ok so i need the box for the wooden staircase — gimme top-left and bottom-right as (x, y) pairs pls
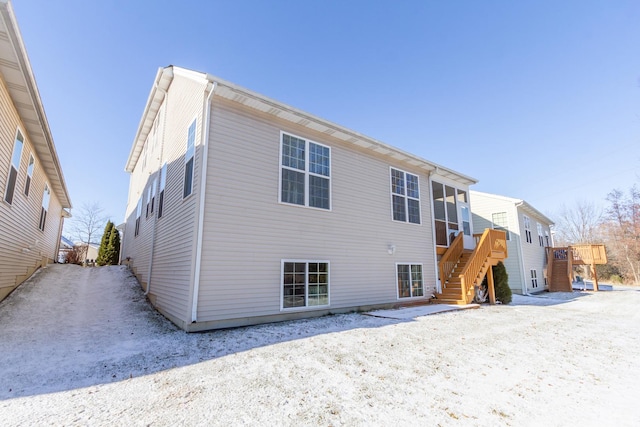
(435, 229), (508, 305)
(547, 245), (607, 292)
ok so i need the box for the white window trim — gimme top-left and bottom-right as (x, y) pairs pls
(38, 183), (50, 231)
(4, 128), (25, 206)
(183, 117), (198, 200)
(530, 269), (538, 288)
(395, 262), (425, 300)
(491, 212), (511, 241)
(24, 153), (35, 196)
(278, 131), (332, 211)
(158, 162), (167, 219)
(524, 215), (532, 244)
(390, 167), (421, 225)
(280, 259), (331, 311)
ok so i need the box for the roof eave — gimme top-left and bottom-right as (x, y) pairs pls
(124, 66), (175, 173)
(203, 73), (476, 186)
(0, 0), (72, 208)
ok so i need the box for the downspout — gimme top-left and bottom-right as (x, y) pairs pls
(55, 209), (71, 262)
(145, 89), (169, 296)
(426, 172), (441, 294)
(191, 81), (217, 323)
(515, 201), (528, 294)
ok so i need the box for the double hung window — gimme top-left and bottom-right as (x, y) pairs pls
(492, 212), (510, 240)
(524, 215), (532, 243)
(24, 155), (35, 197)
(530, 269), (538, 288)
(280, 133), (331, 210)
(158, 163), (167, 218)
(537, 223), (544, 246)
(282, 261), (329, 309)
(134, 198), (142, 237)
(38, 184), (50, 231)
(4, 130), (24, 204)
(397, 264), (424, 298)
(391, 168), (420, 224)
(183, 119), (196, 198)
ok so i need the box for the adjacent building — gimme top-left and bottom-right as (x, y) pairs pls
(121, 66), (488, 331)
(470, 191), (553, 294)
(0, 0), (72, 301)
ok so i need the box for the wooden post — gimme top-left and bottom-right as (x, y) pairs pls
(487, 264), (496, 305)
(591, 262), (599, 291)
(567, 247), (573, 292)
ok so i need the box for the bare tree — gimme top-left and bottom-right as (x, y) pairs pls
(68, 202), (107, 263)
(603, 187), (640, 284)
(553, 200), (603, 246)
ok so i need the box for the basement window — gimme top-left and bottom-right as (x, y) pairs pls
(282, 261), (329, 309)
(397, 263), (424, 298)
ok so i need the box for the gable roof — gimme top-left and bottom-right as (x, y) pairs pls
(470, 190), (554, 225)
(126, 66), (476, 186)
(0, 0), (71, 209)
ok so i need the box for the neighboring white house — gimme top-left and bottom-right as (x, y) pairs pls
(470, 191), (554, 294)
(121, 66), (481, 331)
(0, 0), (72, 302)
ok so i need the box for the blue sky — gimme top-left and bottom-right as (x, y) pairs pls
(11, 0), (640, 230)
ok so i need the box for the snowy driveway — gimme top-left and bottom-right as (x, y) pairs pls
(1, 264), (640, 426)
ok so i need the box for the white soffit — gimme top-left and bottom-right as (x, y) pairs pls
(211, 79), (475, 185)
(0, 1), (71, 208)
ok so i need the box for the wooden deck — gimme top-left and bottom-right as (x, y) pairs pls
(546, 245), (607, 292)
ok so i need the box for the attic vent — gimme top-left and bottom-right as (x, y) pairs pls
(347, 137), (358, 143)
(297, 119), (310, 126)
(323, 129), (336, 135)
(267, 107), (281, 116)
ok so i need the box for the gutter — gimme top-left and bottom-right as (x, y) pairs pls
(191, 81), (217, 323)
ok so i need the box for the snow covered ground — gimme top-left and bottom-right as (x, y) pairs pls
(1, 264), (639, 426)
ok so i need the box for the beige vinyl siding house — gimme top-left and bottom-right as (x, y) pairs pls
(470, 191), (553, 294)
(122, 66), (476, 331)
(0, 0), (72, 302)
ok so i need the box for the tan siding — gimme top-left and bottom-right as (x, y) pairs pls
(0, 76), (64, 296)
(195, 98), (438, 322)
(122, 73), (207, 322)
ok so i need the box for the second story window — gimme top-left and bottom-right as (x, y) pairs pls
(24, 154), (35, 196)
(38, 183), (50, 231)
(391, 168), (420, 224)
(280, 133), (331, 210)
(4, 130), (24, 204)
(183, 119), (196, 198)
(537, 223), (544, 246)
(492, 212), (510, 240)
(158, 163), (167, 218)
(524, 215), (532, 243)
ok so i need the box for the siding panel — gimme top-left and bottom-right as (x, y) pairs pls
(195, 98), (439, 322)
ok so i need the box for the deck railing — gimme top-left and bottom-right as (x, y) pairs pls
(459, 229), (507, 303)
(439, 232), (464, 289)
(571, 244), (607, 265)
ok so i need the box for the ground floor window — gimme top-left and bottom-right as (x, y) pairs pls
(397, 263), (424, 298)
(282, 261), (329, 309)
(531, 269), (538, 288)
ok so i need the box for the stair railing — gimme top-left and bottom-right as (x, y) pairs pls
(438, 232), (464, 290)
(459, 229), (507, 304)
